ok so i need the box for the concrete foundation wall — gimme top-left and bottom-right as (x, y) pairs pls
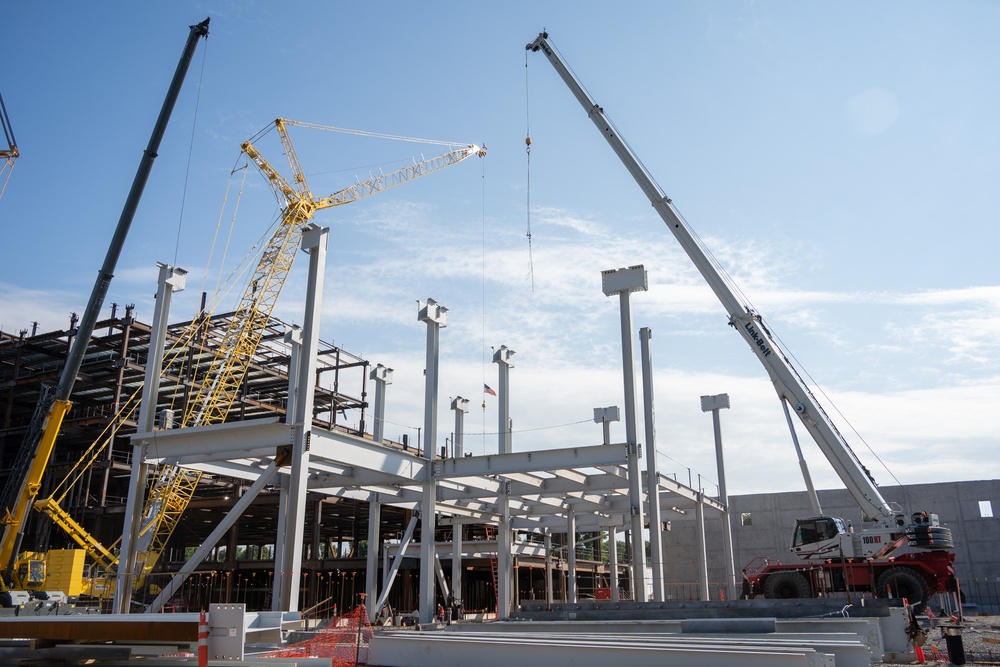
(661, 479), (1000, 608)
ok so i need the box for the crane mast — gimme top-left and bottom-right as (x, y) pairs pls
(527, 32), (895, 522)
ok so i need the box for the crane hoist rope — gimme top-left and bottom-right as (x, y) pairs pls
(524, 50), (535, 292)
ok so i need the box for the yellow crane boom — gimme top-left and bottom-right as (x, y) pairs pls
(184, 118), (484, 428)
(116, 119), (483, 592)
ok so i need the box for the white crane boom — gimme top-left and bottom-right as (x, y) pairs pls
(527, 31), (894, 521)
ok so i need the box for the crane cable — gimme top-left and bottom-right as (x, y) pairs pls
(481, 152), (488, 455)
(525, 50), (535, 292)
(172, 35), (210, 267)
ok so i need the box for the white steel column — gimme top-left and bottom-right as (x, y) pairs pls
(544, 531), (554, 609)
(451, 524), (463, 618)
(418, 298), (447, 625)
(277, 223), (328, 612)
(566, 510), (577, 603)
(284, 325), (302, 417)
(696, 491), (710, 600)
(608, 525), (620, 602)
(271, 325), (301, 610)
(601, 265), (648, 602)
(593, 406), (620, 445)
(366, 493), (382, 621)
(702, 393), (736, 600)
(494, 346), (514, 455)
(493, 345), (515, 619)
(116, 262), (186, 613)
(450, 397), (469, 458)
(370, 364), (393, 445)
(639, 327), (665, 601)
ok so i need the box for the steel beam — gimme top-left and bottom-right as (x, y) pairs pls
(366, 494), (381, 621)
(437, 443), (627, 479)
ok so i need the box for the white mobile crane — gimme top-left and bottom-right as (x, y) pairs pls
(527, 31), (955, 606)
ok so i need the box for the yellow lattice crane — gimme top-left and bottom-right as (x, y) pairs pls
(30, 119), (483, 603)
(113, 119), (484, 597)
(31, 327), (206, 599)
(184, 119), (485, 427)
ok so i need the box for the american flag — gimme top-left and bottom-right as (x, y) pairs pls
(483, 383), (497, 396)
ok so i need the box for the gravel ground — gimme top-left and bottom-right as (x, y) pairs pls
(879, 613), (1000, 665)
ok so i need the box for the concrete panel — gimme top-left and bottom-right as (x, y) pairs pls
(371, 632), (835, 667)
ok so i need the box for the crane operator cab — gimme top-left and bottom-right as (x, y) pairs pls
(791, 516), (850, 560)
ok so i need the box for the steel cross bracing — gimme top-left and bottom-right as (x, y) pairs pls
(133, 417), (725, 534)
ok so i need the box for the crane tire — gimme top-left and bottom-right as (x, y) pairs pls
(762, 571), (813, 599)
(876, 567), (930, 609)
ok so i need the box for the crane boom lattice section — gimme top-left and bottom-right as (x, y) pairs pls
(184, 204), (311, 427)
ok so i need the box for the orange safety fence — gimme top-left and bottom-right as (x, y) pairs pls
(261, 603), (373, 665)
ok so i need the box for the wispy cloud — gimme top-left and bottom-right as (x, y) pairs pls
(0, 283), (80, 335)
(261, 200), (1000, 496)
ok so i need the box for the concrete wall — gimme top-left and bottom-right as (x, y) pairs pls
(660, 479), (1000, 608)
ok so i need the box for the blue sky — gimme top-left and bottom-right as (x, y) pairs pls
(2, 1), (998, 500)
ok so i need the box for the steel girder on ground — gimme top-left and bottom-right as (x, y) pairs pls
(134, 417), (725, 532)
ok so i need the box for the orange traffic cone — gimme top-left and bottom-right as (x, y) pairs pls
(198, 609), (208, 667)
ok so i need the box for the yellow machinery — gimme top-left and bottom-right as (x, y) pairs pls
(25, 118), (483, 602)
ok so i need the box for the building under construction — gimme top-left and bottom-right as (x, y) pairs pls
(0, 305), (618, 616)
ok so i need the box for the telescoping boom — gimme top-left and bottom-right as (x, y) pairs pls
(526, 31), (894, 523)
(0, 18), (210, 593)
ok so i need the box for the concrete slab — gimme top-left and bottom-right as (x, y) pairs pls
(371, 631), (836, 667)
(443, 630), (870, 667)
